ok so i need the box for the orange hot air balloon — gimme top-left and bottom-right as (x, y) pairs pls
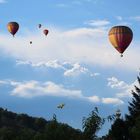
(7, 22), (19, 37)
(108, 26), (133, 57)
(43, 29), (49, 36)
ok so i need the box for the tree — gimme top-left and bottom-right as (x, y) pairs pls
(0, 107), (85, 140)
(104, 109), (129, 140)
(108, 118), (128, 140)
(125, 75), (140, 139)
(82, 107), (105, 140)
(126, 76), (140, 121)
(130, 116), (140, 140)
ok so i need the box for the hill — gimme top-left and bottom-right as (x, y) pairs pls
(0, 107), (84, 140)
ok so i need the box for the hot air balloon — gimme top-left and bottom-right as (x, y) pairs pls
(38, 24), (42, 28)
(108, 26), (133, 57)
(7, 22), (19, 37)
(43, 29), (49, 36)
(57, 103), (65, 109)
(30, 41), (32, 44)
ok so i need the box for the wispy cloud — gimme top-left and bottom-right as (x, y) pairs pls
(72, 0), (101, 5)
(0, 80), (83, 98)
(0, 79), (124, 105)
(129, 16), (140, 21)
(102, 98), (124, 105)
(16, 59), (65, 69)
(11, 81), (83, 98)
(64, 63), (89, 76)
(56, 3), (69, 8)
(0, 80), (8, 84)
(85, 19), (110, 27)
(0, 0), (6, 3)
(107, 77), (138, 98)
(116, 16), (123, 21)
(107, 77), (128, 89)
(87, 95), (101, 103)
(16, 60), (100, 78)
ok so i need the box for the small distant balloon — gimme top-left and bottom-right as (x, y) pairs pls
(7, 22), (19, 37)
(38, 24), (42, 28)
(108, 26), (133, 57)
(57, 103), (65, 109)
(30, 41), (32, 44)
(43, 29), (49, 36)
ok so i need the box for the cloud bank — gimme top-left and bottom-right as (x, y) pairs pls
(0, 79), (124, 105)
(0, 26), (139, 71)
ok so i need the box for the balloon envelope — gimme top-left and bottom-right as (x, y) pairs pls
(108, 26), (133, 56)
(43, 29), (49, 36)
(7, 22), (19, 36)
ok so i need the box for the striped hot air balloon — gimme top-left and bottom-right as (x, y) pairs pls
(108, 26), (133, 57)
(7, 22), (19, 37)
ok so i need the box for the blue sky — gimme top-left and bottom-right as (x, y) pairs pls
(0, 0), (140, 136)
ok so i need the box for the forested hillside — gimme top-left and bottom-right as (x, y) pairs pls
(0, 108), (84, 140)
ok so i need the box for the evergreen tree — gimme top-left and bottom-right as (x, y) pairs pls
(130, 116), (140, 140)
(105, 110), (128, 140)
(126, 76), (140, 122)
(125, 75), (140, 139)
(108, 118), (128, 140)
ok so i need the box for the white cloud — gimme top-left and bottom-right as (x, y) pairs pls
(0, 79), (124, 105)
(85, 20), (110, 27)
(107, 77), (139, 98)
(116, 80), (139, 98)
(116, 16), (123, 21)
(102, 98), (124, 105)
(0, 80), (8, 85)
(11, 81), (83, 98)
(16, 60), (100, 77)
(87, 95), (101, 103)
(0, 79), (85, 99)
(72, 0), (100, 5)
(107, 77), (128, 89)
(0, 0), (6, 3)
(0, 26), (139, 71)
(129, 16), (140, 21)
(64, 63), (89, 76)
(16, 59), (65, 69)
(0, 80), (20, 86)
(90, 73), (100, 77)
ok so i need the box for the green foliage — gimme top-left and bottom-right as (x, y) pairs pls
(130, 116), (140, 140)
(125, 75), (140, 139)
(105, 75), (140, 140)
(82, 107), (105, 140)
(108, 118), (128, 140)
(0, 108), (84, 140)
